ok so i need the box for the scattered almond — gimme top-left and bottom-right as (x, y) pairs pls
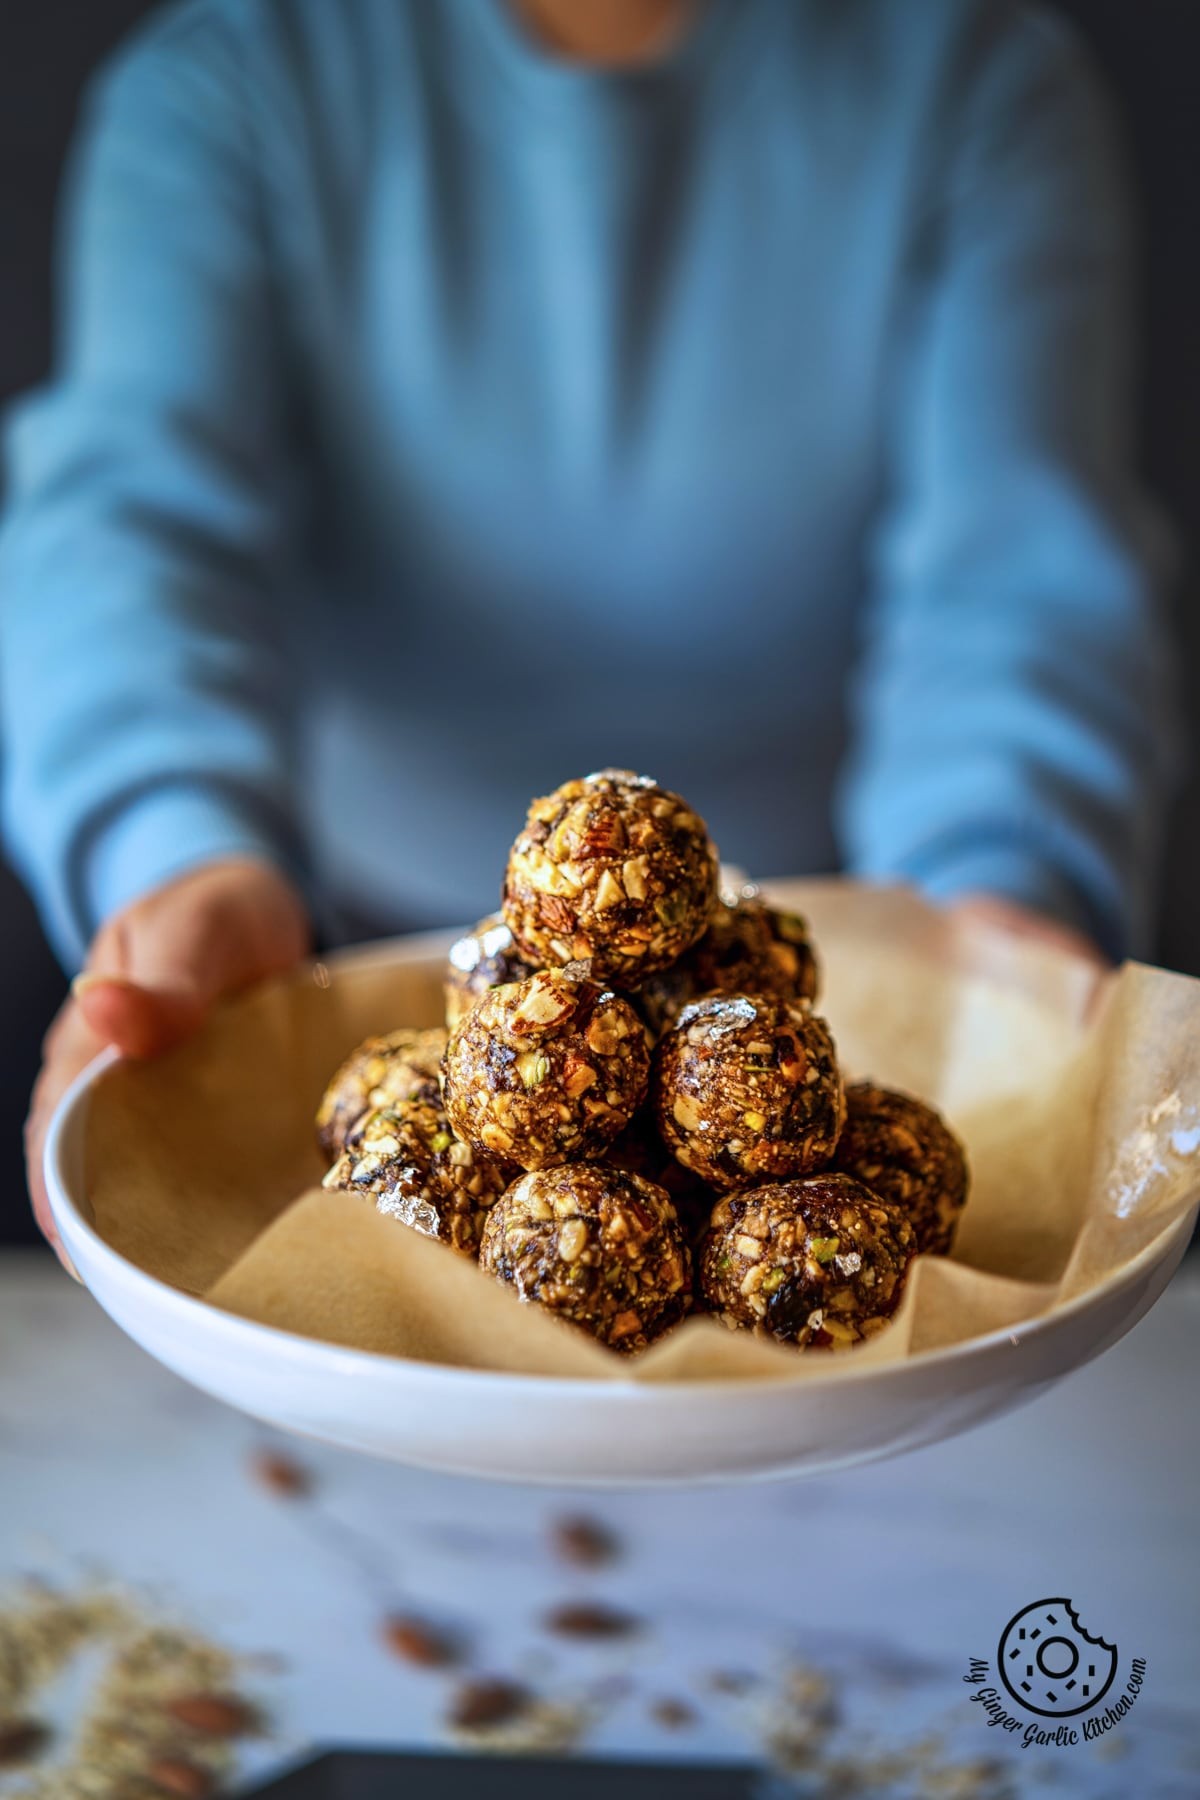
(383, 1616), (462, 1669)
(250, 1448), (312, 1498)
(0, 1720), (49, 1766)
(543, 1601), (641, 1639)
(164, 1692), (256, 1736)
(651, 1697), (697, 1729)
(0, 1586), (257, 1800)
(448, 1678), (531, 1732)
(146, 1756), (214, 1797)
(550, 1516), (621, 1567)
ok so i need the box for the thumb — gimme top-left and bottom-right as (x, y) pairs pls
(71, 971), (207, 1059)
(74, 860), (310, 1059)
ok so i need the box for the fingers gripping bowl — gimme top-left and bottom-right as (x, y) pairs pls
(43, 781), (1200, 1481)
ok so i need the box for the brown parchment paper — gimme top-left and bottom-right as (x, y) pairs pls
(83, 881), (1200, 1383)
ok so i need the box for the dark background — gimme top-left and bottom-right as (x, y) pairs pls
(248, 1749), (758, 1797)
(0, 1), (1196, 1245)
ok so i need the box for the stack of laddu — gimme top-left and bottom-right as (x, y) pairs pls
(318, 770), (968, 1356)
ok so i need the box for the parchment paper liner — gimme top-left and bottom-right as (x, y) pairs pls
(82, 882), (1200, 1383)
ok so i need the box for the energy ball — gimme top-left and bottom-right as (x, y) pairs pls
(604, 1110), (716, 1246)
(700, 1174), (916, 1349)
(444, 914), (539, 1031)
(316, 1026), (447, 1160)
(479, 1163), (691, 1353)
(502, 769), (719, 984)
(833, 1081), (969, 1256)
(442, 965), (650, 1169)
(652, 994), (844, 1191)
(637, 891), (820, 1039)
(323, 1099), (510, 1256)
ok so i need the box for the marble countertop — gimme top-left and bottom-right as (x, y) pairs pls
(1, 1250), (1198, 1796)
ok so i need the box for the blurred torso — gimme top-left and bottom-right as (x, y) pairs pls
(247, 0), (959, 926)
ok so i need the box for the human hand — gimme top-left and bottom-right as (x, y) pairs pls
(26, 858), (311, 1274)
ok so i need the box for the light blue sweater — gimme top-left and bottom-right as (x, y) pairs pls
(0, 0), (1175, 967)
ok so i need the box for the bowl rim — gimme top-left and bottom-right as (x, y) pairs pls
(45, 1039), (1197, 1404)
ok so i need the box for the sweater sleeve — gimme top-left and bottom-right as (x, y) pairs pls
(837, 10), (1177, 961)
(0, 9), (309, 969)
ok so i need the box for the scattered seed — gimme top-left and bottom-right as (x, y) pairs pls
(550, 1516), (622, 1568)
(543, 1601), (641, 1640)
(448, 1678), (531, 1731)
(382, 1616), (463, 1669)
(0, 1585), (258, 1800)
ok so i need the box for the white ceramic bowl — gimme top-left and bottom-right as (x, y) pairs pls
(45, 1044), (1196, 1487)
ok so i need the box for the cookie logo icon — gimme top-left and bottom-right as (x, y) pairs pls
(998, 1599), (1118, 1718)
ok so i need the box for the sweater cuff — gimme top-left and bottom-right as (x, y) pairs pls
(908, 843), (1122, 962)
(74, 782), (309, 964)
